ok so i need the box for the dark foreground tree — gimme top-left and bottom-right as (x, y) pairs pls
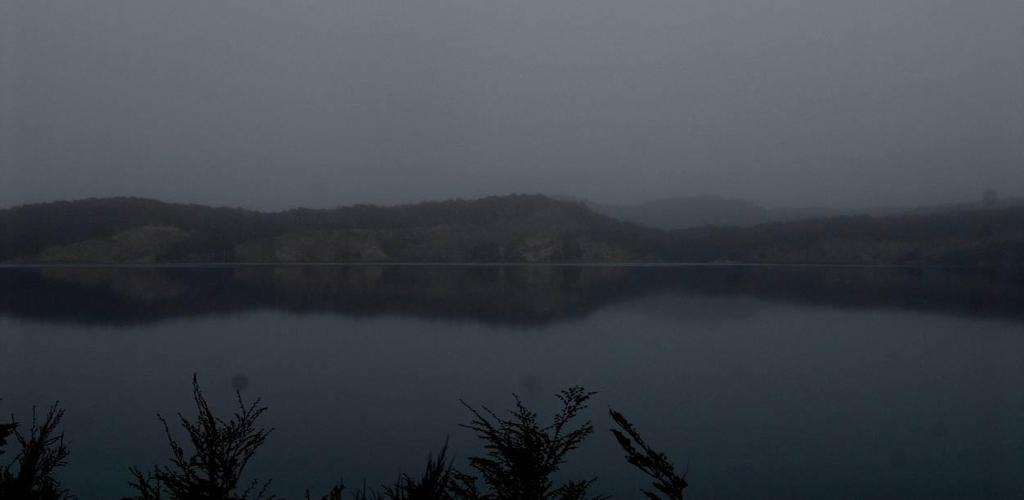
(609, 409), (687, 500)
(450, 386), (606, 500)
(0, 403), (74, 500)
(109, 378), (688, 500)
(125, 375), (274, 500)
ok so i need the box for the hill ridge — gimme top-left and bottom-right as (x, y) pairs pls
(3, 195), (1023, 266)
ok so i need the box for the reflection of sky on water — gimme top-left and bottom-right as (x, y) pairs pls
(0, 266), (1022, 498)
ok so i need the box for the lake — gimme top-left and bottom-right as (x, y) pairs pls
(1, 265), (1023, 499)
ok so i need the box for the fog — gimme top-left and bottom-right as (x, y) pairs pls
(2, 0), (1022, 210)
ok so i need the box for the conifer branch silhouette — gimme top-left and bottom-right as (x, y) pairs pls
(125, 374), (274, 500)
(0, 402), (74, 500)
(608, 408), (687, 500)
(452, 386), (607, 500)
(0, 379), (693, 499)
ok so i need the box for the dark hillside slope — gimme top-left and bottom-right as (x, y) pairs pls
(3, 197), (1023, 265)
(0, 195), (660, 263)
(0, 198), (267, 262)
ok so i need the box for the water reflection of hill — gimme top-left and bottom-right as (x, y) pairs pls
(1, 265), (1022, 327)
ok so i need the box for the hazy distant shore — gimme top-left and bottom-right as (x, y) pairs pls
(3, 195), (1023, 267)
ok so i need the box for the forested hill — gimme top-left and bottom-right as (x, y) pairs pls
(2, 195), (1023, 265)
(0, 195), (661, 263)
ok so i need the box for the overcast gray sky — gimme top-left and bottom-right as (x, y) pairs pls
(2, 0), (1022, 210)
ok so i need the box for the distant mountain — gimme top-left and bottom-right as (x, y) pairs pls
(666, 208), (1024, 266)
(589, 194), (1024, 230)
(0, 195), (661, 264)
(765, 206), (843, 223)
(768, 196), (1024, 223)
(588, 196), (770, 230)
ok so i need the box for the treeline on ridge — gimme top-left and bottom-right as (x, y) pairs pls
(2, 195), (1022, 265)
(0, 196), (658, 264)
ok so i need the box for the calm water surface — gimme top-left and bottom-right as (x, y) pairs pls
(1, 265), (1023, 499)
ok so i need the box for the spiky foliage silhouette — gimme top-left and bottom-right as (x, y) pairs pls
(125, 375), (274, 500)
(0, 381), (689, 499)
(302, 443), (458, 500)
(0, 403), (74, 500)
(608, 409), (687, 500)
(450, 386), (606, 500)
(304, 484), (345, 500)
(381, 442), (456, 500)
